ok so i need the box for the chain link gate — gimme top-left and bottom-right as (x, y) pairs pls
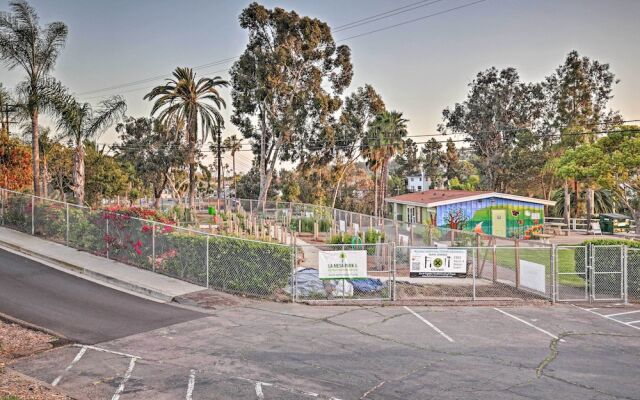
(555, 245), (626, 303)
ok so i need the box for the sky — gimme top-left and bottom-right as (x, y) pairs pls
(1, 0), (639, 173)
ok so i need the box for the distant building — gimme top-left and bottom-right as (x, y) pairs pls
(406, 175), (431, 192)
(385, 189), (555, 238)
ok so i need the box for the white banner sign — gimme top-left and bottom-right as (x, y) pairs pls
(409, 248), (467, 277)
(353, 223), (359, 234)
(339, 220), (346, 233)
(319, 250), (367, 279)
(520, 260), (546, 293)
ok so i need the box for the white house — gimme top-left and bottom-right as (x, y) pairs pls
(406, 175), (431, 192)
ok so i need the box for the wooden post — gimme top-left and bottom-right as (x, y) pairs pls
(475, 233), (481, 276)
(410, 223), (414, 246)
(451, 229), (455, 247)
(515, 239), (520, 289)
(314, 221), (319, 241)
(492, 245), (497, 282)
(298, 218), (302, 233)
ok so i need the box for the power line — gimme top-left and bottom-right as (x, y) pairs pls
(97, 125), (640, 154)
(333, 0), (449, 32)
(73, 0), (487, 99)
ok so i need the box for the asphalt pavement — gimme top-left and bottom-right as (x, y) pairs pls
(0, 247), (204, 344)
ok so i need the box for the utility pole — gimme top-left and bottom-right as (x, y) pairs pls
(216, 126), (222, 211)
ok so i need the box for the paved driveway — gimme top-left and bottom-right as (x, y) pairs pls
(0, 248), (204, 343)
(10, 302), (640, 399)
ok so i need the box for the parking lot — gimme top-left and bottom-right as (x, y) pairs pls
(11, 302), (640, 400)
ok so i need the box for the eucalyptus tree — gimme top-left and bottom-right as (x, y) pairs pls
(222, 134), (243, 194)
(330, 85), (385, 208)
(0, 0), (68, 195)
(52, 94), (126, 205)
(230, 3), (353, 209)
(145, 67), (228, 211)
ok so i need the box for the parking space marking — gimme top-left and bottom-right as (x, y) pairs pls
(111, 357), (137, 400)
(574, 305), (640, 331)
(51, 346), (87, 387)
(255, 381), (272, 399)
(629, 320), (640, 325)
(74, 344), (141, 359)
(404, 306), (454, 342)
(604, 310), (640, 318)
(186, 369), (196, 400)
(494, 308), (564, 341)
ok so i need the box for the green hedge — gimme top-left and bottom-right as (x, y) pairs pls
(290, 217), (331, 233)
(157, 233), (293, 297)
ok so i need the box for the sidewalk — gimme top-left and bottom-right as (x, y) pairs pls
(0, 227), (203, 301)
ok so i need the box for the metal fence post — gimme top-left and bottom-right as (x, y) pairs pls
(391, 242), (396, 301)
(551, 244), (556, 304)
(472, 245), (477, 301)
(31, 194), (35, 235)
(152, 221), (156, 272)
(206, 234), (210, 289)
(106, 218), (110, 259)
(292, 242), (297, 303)
(623, 245), (628, 305)
(589, 244), (595, 303)
(65, 203), (69, 246)
(0, 188), (4, 226)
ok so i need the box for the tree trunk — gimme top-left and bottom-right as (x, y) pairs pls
(331, 162), (353, 209)
(380, 159), (389, 219)
(586, 187), (594, 233)
(634, 210), (640, 235)
(42, 154), (48, 199)
(216, 128), (222, 210)
(188, 139), (196, 212)
(373, 168), (378, 219)
(32, 109), (40, 197)
(232, 153), (237, 196)
(73, 143), (85, 206)
(563, 180), (571, 225)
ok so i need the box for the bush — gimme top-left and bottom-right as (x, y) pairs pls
(157, 232), (293, 297)
(290, 217), (331, 233)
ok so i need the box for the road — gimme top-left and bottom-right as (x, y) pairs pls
(0, 247), (204, 344)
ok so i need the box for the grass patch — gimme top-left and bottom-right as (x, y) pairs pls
(492, 247), (585, 287)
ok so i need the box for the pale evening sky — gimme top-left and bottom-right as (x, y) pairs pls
(1, 0), (639, 172)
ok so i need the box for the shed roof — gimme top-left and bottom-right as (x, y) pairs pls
(385, 190), (555, 207)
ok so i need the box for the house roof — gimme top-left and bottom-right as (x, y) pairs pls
(385, 190), (556, 208)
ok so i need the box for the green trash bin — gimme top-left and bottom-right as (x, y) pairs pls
(599, 213), (630, 234)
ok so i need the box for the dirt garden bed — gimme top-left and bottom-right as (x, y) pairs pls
(0, 321), (70, 400)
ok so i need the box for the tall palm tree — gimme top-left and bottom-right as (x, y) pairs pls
(223, 134), (243, 195)
(52, 94), (126, 205)
(0, 0), (68, 195)
(366, 111), (408, 217)
(144, 67), (228, 212)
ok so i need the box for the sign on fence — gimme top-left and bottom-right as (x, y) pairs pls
(410, 248), (467, 277)
(520, 260), (546, 293)
(319, 250), (367, 279)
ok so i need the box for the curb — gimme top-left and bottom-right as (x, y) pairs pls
(0, 239), (175, 302)
(301, 298), (552, 307)
(0, 311), (71, 343)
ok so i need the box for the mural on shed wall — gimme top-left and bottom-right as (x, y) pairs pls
(436, 198), (545, 238)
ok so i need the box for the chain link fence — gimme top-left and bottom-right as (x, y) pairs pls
(0, 189), (294, 301)
(2, 189), (638, 305)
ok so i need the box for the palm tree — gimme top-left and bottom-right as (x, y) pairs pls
(144, 67), (228, 212)
(223, 134), (243, 195)
(365, 111), (408, 217)
(52, 94), (126, 205)
(0, 0), (68, 195)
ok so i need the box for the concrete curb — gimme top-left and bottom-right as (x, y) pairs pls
(0, 310), (71, 343)
(0, 239), (175, 302)
(302, 298), (552, 307)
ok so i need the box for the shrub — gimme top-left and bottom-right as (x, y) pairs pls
(290, 217), (331, 233)
(157, 233), (293, 297)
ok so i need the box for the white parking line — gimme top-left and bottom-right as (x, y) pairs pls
(74, 344), (141, 359)
(573, 305), (640, 331)
(604, 310), (640, 318)
(255, 381), (272, 399)
(404, 306), (454, 342)
(494, 308), (564, 341)
(51, 346), (87, 387)
(186, 369), (196, 400)
(111, 357), (137, 400)
(629, 320), (640, 325)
